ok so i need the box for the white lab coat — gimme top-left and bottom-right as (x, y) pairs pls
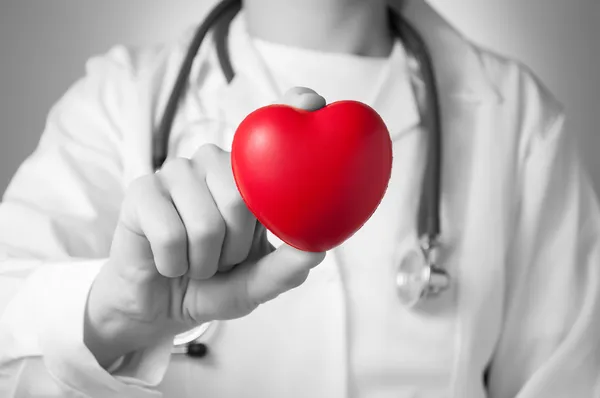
(1, 1), (599, 397)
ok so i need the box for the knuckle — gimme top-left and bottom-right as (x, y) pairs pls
(160, 157), (192, 176)
(198, 213), (227, 240)
(185, 215), (226, 256)
(193, 143), (224, 164)
(122, 175), (157, 215)
(126, 174), (155, 199)
(221, 194), (248, 217)
(156, 225), (187, 250)
(188, 220), (225, 248)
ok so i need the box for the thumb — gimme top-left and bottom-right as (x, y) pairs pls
(281, 86), (326, 111)
(184, 244), (324, 323)
(244, 243), (326, 306)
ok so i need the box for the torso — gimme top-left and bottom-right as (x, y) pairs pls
(119, 6), (558, 396)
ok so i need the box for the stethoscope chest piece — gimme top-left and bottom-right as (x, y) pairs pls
(396, 237), (450, 308)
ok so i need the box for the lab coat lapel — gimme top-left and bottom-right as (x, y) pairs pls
(392, 1), (507, 394)
(213, 12), (281, 141)
(121, 64), (159, 182)
(390, 0), (502, 103)
(375, 40), (422, 140)
(122, 32), (195, 182)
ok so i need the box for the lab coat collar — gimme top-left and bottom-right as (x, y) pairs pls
(214, 9), (422, 139)
(213, 14), (279, 131)
(391, 0), (503, 103)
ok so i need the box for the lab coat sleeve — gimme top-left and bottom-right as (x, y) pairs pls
(486, 110), (600, 394)
(0, 47), (169, 397)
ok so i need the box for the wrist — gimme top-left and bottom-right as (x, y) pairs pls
(83, 268), (165, 369)
(83, 277), (135, 368)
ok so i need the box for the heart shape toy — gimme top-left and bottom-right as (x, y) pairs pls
(231, 100), (393, 252)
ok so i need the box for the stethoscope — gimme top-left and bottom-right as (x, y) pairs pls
(153, 0), (451, 358)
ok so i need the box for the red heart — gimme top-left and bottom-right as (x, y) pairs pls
(231, 100), (393, 252)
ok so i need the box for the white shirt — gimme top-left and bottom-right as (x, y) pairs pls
(1, 1), (600, 397)
(250, 35), (391, 104)
(248, 36), (453, 398)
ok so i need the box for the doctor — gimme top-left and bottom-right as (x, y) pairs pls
(1, 0), (599, 397)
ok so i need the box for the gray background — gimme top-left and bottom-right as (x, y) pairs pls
(0, 0), (598, 194)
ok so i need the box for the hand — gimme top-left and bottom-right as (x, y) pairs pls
(84, 87), (327, 368)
